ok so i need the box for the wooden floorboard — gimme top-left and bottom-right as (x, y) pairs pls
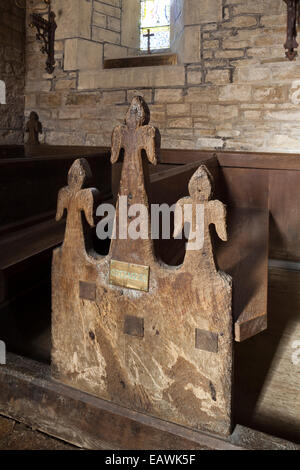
(0, 354), (298, 450)
(0, 415), (77, 450)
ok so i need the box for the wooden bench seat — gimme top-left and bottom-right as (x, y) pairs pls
(1, 141), (299, 444)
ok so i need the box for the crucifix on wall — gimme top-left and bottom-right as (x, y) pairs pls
(143, 29), (154, 54)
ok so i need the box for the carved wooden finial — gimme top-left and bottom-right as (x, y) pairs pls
(111, 96), (155, 164)
(110, 96), (159, 265)
(174, 165), (227, 269)
(188, 165), (213, 202)
(56, 158), (99, 250)
(25, 111), (42, 145)
(125, 95), (150, 129)
(66, 158), (92, 193)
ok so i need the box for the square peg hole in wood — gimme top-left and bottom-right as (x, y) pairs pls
(79, 281), (96, 301)
(124, 315), (144, 338)
(195, 329), (218, 353)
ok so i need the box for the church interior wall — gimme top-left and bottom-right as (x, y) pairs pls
(23, 0), (300, 153)
(0, 0), (25, 144)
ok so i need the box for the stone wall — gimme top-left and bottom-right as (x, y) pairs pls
(24, 0), (300, 153)
(0, 0), (25, 144)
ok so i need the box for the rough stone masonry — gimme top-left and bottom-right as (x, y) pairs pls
(0, 0), (25, 144)
(21, 0), (300, 153)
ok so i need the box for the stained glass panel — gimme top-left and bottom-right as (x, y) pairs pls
(140, 0), (170, 51)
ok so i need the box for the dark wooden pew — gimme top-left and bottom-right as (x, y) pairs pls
(0, 145), (25, 158)
(0, 148), (112, 356)
(0, 146), (269, 370)
(160, 148), (300, 443)
(0, 144), (299, 446)
(0, 144), (109, 159)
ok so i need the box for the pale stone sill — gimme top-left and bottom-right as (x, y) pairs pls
(78, 64), (185, 90)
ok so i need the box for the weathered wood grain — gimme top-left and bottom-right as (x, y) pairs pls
(52, 97), (233, 436)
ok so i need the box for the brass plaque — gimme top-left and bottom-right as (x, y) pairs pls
(79, 281), (96, 301)
(195, 329), (218, 353)
(109, 260), (149, 292)
(124, 315), (144, 338)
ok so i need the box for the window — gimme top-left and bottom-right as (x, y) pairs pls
(0, 80), (6, 104)
(140, 0), (171, 52)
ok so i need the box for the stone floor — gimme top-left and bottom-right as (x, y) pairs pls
(0, 415), (78, 450)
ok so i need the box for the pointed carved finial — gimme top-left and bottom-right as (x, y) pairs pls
(111, 96), (157, 165)
(188, 165), (213, 202)
(174, 165), (227, 267)
(109, 96), (159, 264)
(25, 111), (42, 145)
(66, 158), (92, 193)
(125, 95), (150, 129)
(56, 158), (100, 250)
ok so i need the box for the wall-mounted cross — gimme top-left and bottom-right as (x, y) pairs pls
(143, 28), (154, 54)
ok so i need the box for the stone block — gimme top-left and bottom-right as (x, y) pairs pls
(64, 39), (103, 71)
(55, 79), (77, 90)
(208, 105), (239, 120)
(86, 132), (111, 146)
(219, 85), (251, 102)
(94, 1), (121, 18)
(214, 49), (244, 59)
(191, 103), (208, 117)
(196, 137), (224, 149)
(184, 26), (201, 63)
(104, 44), (128, 59)
(155, 88), (183, 103)
(92, 27), (120, 44)
(206, 69), (230, 84)
(66, 93), (101, 106)
(167, 103), (190, 116)
(46, 131), (85, 145)
(39, 93), (62, 108)
(93, 12), (106, 29)
(121, 0), (140, 48)
(226, 15), (258, 29)
(187, 70), (202, 85)
(253, 86), (286, 103)
(59, 109), (81, 119)
(53, 0), (92, 40)
(185, 86), (219, 103)
(107, 16), (121, 33)
(102, 90), (126, 104)
(168, 117), (193, 128)
(78, 66), (185, 90)
(184, 0), (222, 24)
(237, 67), (271, 83)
